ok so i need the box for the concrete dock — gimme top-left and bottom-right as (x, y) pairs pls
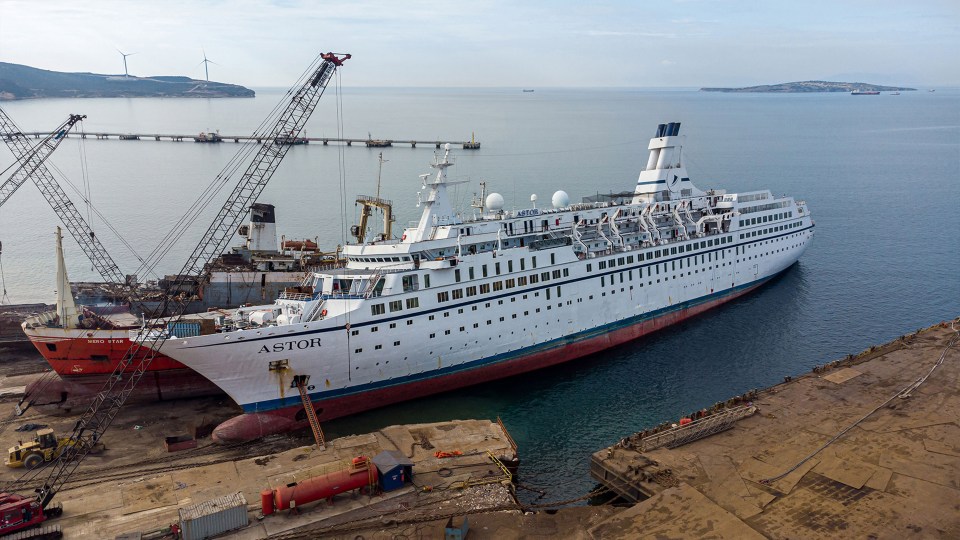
(0, 346), (518, 539)
(57, 420), (515, 539)
(1, 319), (957, 538)
(588, 320), (960, 539)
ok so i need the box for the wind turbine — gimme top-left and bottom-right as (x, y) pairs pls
(199, 49), (217, 82)
(117, 49), (136, 77)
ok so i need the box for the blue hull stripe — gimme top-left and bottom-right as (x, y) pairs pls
(241, 269), (784, 413)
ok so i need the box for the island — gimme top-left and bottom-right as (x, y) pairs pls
(700, 81), (915, 93)
(0, 62), (254, 100)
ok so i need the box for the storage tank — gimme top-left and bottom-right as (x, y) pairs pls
(268, 457), (376, 513)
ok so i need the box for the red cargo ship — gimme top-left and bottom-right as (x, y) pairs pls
(20, 228), (222, 402)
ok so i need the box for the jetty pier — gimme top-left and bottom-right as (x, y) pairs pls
(2, 131), (481, 149)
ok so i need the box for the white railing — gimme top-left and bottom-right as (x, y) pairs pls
(278, 291), (313, 301)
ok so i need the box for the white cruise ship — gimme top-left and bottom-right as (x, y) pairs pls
(158, 122), (814, 443)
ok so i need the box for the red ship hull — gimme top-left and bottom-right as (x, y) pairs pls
(23, 324), (221, 402)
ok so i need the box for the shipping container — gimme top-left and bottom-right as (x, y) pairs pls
(167, 321), (201, 338)
(179, 492), (248, 540)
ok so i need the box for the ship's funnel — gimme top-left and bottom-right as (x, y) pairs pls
(247, 203), (278, 252)
(633, 122), (702, 204)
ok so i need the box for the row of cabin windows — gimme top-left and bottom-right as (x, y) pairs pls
(353, 255), (413, 263)
(738, 211), (794, 228)
(600, 250), (728, 284)
(738, 200), (790, 214)
(354, 340), (404, 354)
(737, 192), (769, 203)
(455, 254), (556, 283)
(370, 297), (420, 315)
(739, 220), (802, 240)
(587, 236), (733, 273)
(736, 231), (803, 255)
(440, 269), (570, 303)
(427, 287), (565, 338)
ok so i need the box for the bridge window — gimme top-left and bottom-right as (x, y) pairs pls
(402, 275), (419, 292)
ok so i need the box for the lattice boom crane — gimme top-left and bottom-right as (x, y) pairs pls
(26, 52), (350, 521)
(0, 110), (126, 285)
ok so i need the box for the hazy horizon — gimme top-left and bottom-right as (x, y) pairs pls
(1, 0), (958, 88)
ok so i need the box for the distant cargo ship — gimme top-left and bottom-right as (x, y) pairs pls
(158, 122), (815, 443)
(851, 90), (880, 95)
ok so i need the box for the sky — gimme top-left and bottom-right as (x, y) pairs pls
(1, 0), (958, 88)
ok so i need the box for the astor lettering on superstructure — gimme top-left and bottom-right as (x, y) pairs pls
(259, 338), (323, 354)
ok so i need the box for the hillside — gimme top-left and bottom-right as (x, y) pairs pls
(701, 80), (915, 93)
(0, 62), (254, 100)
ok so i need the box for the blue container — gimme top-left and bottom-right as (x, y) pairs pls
(168, 321), (201, 338)
(371, 450), (414, 492)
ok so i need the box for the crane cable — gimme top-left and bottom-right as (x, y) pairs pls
(77, 120), (95, 271)
(0, 237), (8, 304)
(43, 151), (155, 279)
(333, 64), (354, 378)
(335, 71), (347, 249)
(132, 53), (331, 279)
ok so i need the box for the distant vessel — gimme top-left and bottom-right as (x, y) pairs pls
(365, 132), (392, 147)
(462, 131), (480, 150)
(194, 131), (223, 143)
(851, 90), (880, 95)
(522, 89), (535, 93)
(158, 122), (815, 443)
(274, 130), (309, 145)
(890, 92), (900, 96)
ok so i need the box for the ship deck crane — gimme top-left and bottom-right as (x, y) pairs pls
(0, 110), (127, 285)
(0, 52), (351, 537)
(351, 152), (394, 243)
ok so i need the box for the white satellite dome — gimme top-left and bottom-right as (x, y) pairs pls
(552, 190), (570, 209)
(485, 192), (505, 212)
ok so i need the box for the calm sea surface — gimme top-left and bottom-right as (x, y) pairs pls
(1, 86), (958, 502)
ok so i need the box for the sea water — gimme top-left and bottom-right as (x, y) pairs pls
(1, 86), (957, 502)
